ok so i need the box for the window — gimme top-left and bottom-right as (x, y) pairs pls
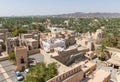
(85, 41), (88, 45)
(34, 47), (37, 49)
(28, 45), (31, 50)
(63, 75), (64, 78)
(11, 45), (13, 48)
(21, 57), (25, 64)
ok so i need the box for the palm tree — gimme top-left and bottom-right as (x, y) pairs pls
(96, 44), (110, 61)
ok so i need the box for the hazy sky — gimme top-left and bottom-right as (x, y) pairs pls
(0, 0), (120, 16)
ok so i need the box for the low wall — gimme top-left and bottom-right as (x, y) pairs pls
(0, 56), (8, 62)
(0, 53), (8, 62)
(63, 71), (83, 82)
(57, 48), (78, 56)
(47, 65), (84, 82)
(40, 49), (49, 56)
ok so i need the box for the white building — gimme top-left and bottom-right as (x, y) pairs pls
(42, 38), (66, 52)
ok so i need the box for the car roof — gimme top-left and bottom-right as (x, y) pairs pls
(16, 71), (21, 74)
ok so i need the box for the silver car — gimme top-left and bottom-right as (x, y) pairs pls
(16, 71), (24, 81)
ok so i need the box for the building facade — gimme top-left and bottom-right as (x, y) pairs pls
(14, 46), (28, 71)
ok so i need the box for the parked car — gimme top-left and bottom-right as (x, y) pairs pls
(24, 69), (29, 74)
(16, 71), (24, 81)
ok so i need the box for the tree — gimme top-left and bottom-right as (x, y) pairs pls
(45, 62), (58, 81)
(96, 44), (110, 61)
(9, 52), (16, 61)
(12, 27), (27, 37)
(38, 25), (46, 32)
(102, 28), (120, 48)
(24, 62), (58, 82)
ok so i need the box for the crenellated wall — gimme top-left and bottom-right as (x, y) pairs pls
(47, 65), (84, 82)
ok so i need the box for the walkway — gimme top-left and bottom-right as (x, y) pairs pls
(0, 64), (12, 82)
(0, 60), (17, 82)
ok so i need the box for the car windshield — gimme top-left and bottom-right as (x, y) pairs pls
(17, 73), (22, 77)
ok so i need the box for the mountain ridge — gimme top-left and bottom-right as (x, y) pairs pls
(51, 12), (120, 18)
(2, 12), (120, 18)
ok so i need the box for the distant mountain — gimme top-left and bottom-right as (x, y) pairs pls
(50, 12), (120, 18)
(5, 12), (120, 18)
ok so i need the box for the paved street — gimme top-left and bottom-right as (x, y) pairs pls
(29, 53), (44, 63)
(0, 53), (44, 82)
(0, 60), (16, 82)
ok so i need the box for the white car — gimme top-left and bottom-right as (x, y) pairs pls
(16, 71), (24, 81)
(24, 69), (29, 74)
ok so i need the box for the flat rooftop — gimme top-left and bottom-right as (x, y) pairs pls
(21, 33), (33, 38)
(0, 33), (4, 35)
(55, 44), (88, 52)
(64, 45), (77, 51)
(48, 45), (78, 57)
(7, 37), (18, 40)
(0, 39), (3, 42)
(26, 38), (37, 42)
(77, 46), (89, 51)
(43, 38), (65, 44)
(70, 60), (96, 73)
(15, 46), (27, 50)
(88, 69), (111, 82)
(107, 58), (120, 66)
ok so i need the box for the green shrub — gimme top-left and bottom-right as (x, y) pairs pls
(9, 52), (15, 61)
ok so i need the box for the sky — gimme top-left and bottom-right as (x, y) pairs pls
(0, 0), (120, 16)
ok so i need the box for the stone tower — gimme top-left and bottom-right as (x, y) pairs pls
(14, 46), (28, 71)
